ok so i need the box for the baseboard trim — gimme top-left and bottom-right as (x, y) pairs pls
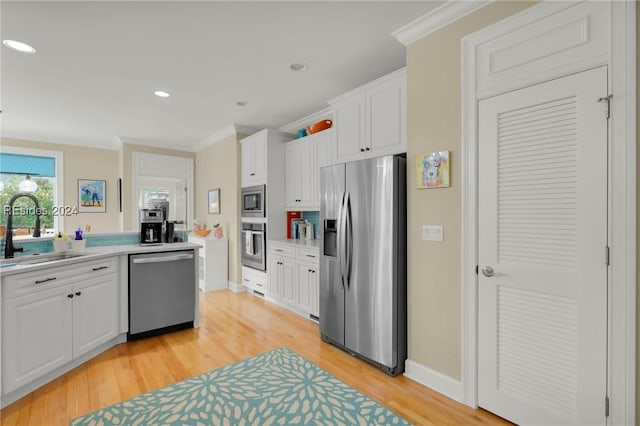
(404, 359), (464, 404)
(227, 281), (246, 293)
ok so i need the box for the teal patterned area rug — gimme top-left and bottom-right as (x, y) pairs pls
(70, 347), (411, 426)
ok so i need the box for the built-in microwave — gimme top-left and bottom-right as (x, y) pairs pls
(241, 184), (265, 218)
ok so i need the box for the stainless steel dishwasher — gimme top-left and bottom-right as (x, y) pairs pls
(128, 250), (196, 340)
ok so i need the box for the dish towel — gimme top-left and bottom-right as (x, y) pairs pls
(245, 231), (254, 255)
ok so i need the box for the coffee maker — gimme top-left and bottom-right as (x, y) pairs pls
(139, 209), (163, 245)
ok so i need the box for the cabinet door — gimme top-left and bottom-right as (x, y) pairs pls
(240, 138), (254, 185)
(310, 265), (319, 317)
(73, 274), (118, 358)
(296, 264), (314, 314)
(2, 285), (73, 393)
(366, 75), (406, 156)
(253, 136), (267, 182)
(267, 255), (282, 298)
(297, 138), (316, 207)
(285, 142), (301, 208)
(313, 130), (332, 207)
(335, 93), (366, 163)
(280, 259), (296, 306)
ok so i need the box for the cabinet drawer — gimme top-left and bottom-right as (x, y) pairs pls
(296, 247), (320, 263)
(269, 244), (295, 258)
(242, 267), (267, 293)
(3, 256), (118, 300)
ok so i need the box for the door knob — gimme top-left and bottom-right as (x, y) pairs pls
(481, 266), (495, 277)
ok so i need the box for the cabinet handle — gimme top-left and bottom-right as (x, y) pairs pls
(67, 294), (74, 299)
(75, 291), (82, 296)
(35, 277), (57, 284)
(308, 269), (312, 273)
(275, 249), (283, 252)
(92, 266), (108, 271)
(360, 148), (365, 152)
(305, 254), (316, 258)
(365, 147), (370, 151)
(243, 279), (250, 282)
(250, 173), (255, 176)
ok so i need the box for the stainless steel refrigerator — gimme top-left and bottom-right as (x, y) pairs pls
(319, 154), (407, 376)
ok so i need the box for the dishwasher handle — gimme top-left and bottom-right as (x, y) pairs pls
(132, 253), (194, 264)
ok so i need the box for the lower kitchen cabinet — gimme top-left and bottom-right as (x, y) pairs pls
(242, 266), (267, 295)
(267, 241), (319, 318)
(73, 275), (119, 357)
(2, 257), (119, 395)
(296, 263), (316, 315)
(2, 285), (73, 393)
(267, 254), (294, 302)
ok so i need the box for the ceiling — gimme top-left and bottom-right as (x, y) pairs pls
(0, 1), (443, 152)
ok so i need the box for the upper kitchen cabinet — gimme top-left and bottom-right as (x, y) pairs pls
(285, 128), (332, 210)
(240, 131), (268, 186)
(329, 68), (406, 163)
(240, 128), (292, 187)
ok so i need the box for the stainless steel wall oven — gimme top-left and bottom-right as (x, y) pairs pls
(241, 222), (266, 271)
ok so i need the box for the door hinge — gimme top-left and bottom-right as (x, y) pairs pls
(605, 395), (610, 417)
(605, 246), (610, 266)
(598, 94), (613, 119)
(475, 265), (479, 275)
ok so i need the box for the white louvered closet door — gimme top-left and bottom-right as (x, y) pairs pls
(477, 66), (608, 426)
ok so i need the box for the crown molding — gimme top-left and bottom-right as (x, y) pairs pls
(193, 124), (257, 152)
(392, 0), (491, 46)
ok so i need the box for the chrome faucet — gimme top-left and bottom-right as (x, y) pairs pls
(4, 193), (41, 258)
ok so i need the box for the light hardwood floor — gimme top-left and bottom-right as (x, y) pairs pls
(0, 290), (512, 425)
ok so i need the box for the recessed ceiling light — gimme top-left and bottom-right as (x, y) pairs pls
(289, 63), (307, 72)
(2, 39), (36, 54)
(154, 90), (170, 98)
(236, 101), (247, 107)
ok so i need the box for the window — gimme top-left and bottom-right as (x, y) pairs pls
(0, 147), (64, 234)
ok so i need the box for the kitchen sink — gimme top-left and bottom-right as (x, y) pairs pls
(1, 252), (87, 267)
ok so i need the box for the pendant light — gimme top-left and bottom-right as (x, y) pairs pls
(18, 175), (38, 192)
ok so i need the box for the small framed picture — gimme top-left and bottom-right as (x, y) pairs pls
(208, 188), (220, 214)
(78, 179), (106, 213)
(416, 151), (450, 189)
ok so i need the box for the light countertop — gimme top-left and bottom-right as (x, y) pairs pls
(268, 239), (320, 249)
(0, 242), (201, 276)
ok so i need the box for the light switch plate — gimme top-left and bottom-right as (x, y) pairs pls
(422, 225), (443, 242)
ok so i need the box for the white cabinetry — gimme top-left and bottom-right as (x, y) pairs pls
(240, 128), (292, 240)
(188, 236), (228, 292)
(267, 242), (319, 318)
(240, 132), (267, 186)
(285, 129), (332, 210)
(295, 247), (319, 317)
(2, 257), (118, 394)
(267, 243), (295, 301)
(2, 285), (72, 393)
(329, 68), (406, 163)
(242, 266), (267, 295)
(285, 138), (315, 209)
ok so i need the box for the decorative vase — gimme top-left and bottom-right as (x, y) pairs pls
(213, 227), (223, 239)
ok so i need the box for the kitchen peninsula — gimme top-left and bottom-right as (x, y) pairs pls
(0, 240), (201, 408)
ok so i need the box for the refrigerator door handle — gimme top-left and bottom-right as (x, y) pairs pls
(344, 192), (353, 289)
(337, 192), (347, 289)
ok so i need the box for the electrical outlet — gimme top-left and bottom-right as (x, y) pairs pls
(422, 225), (443, 242)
